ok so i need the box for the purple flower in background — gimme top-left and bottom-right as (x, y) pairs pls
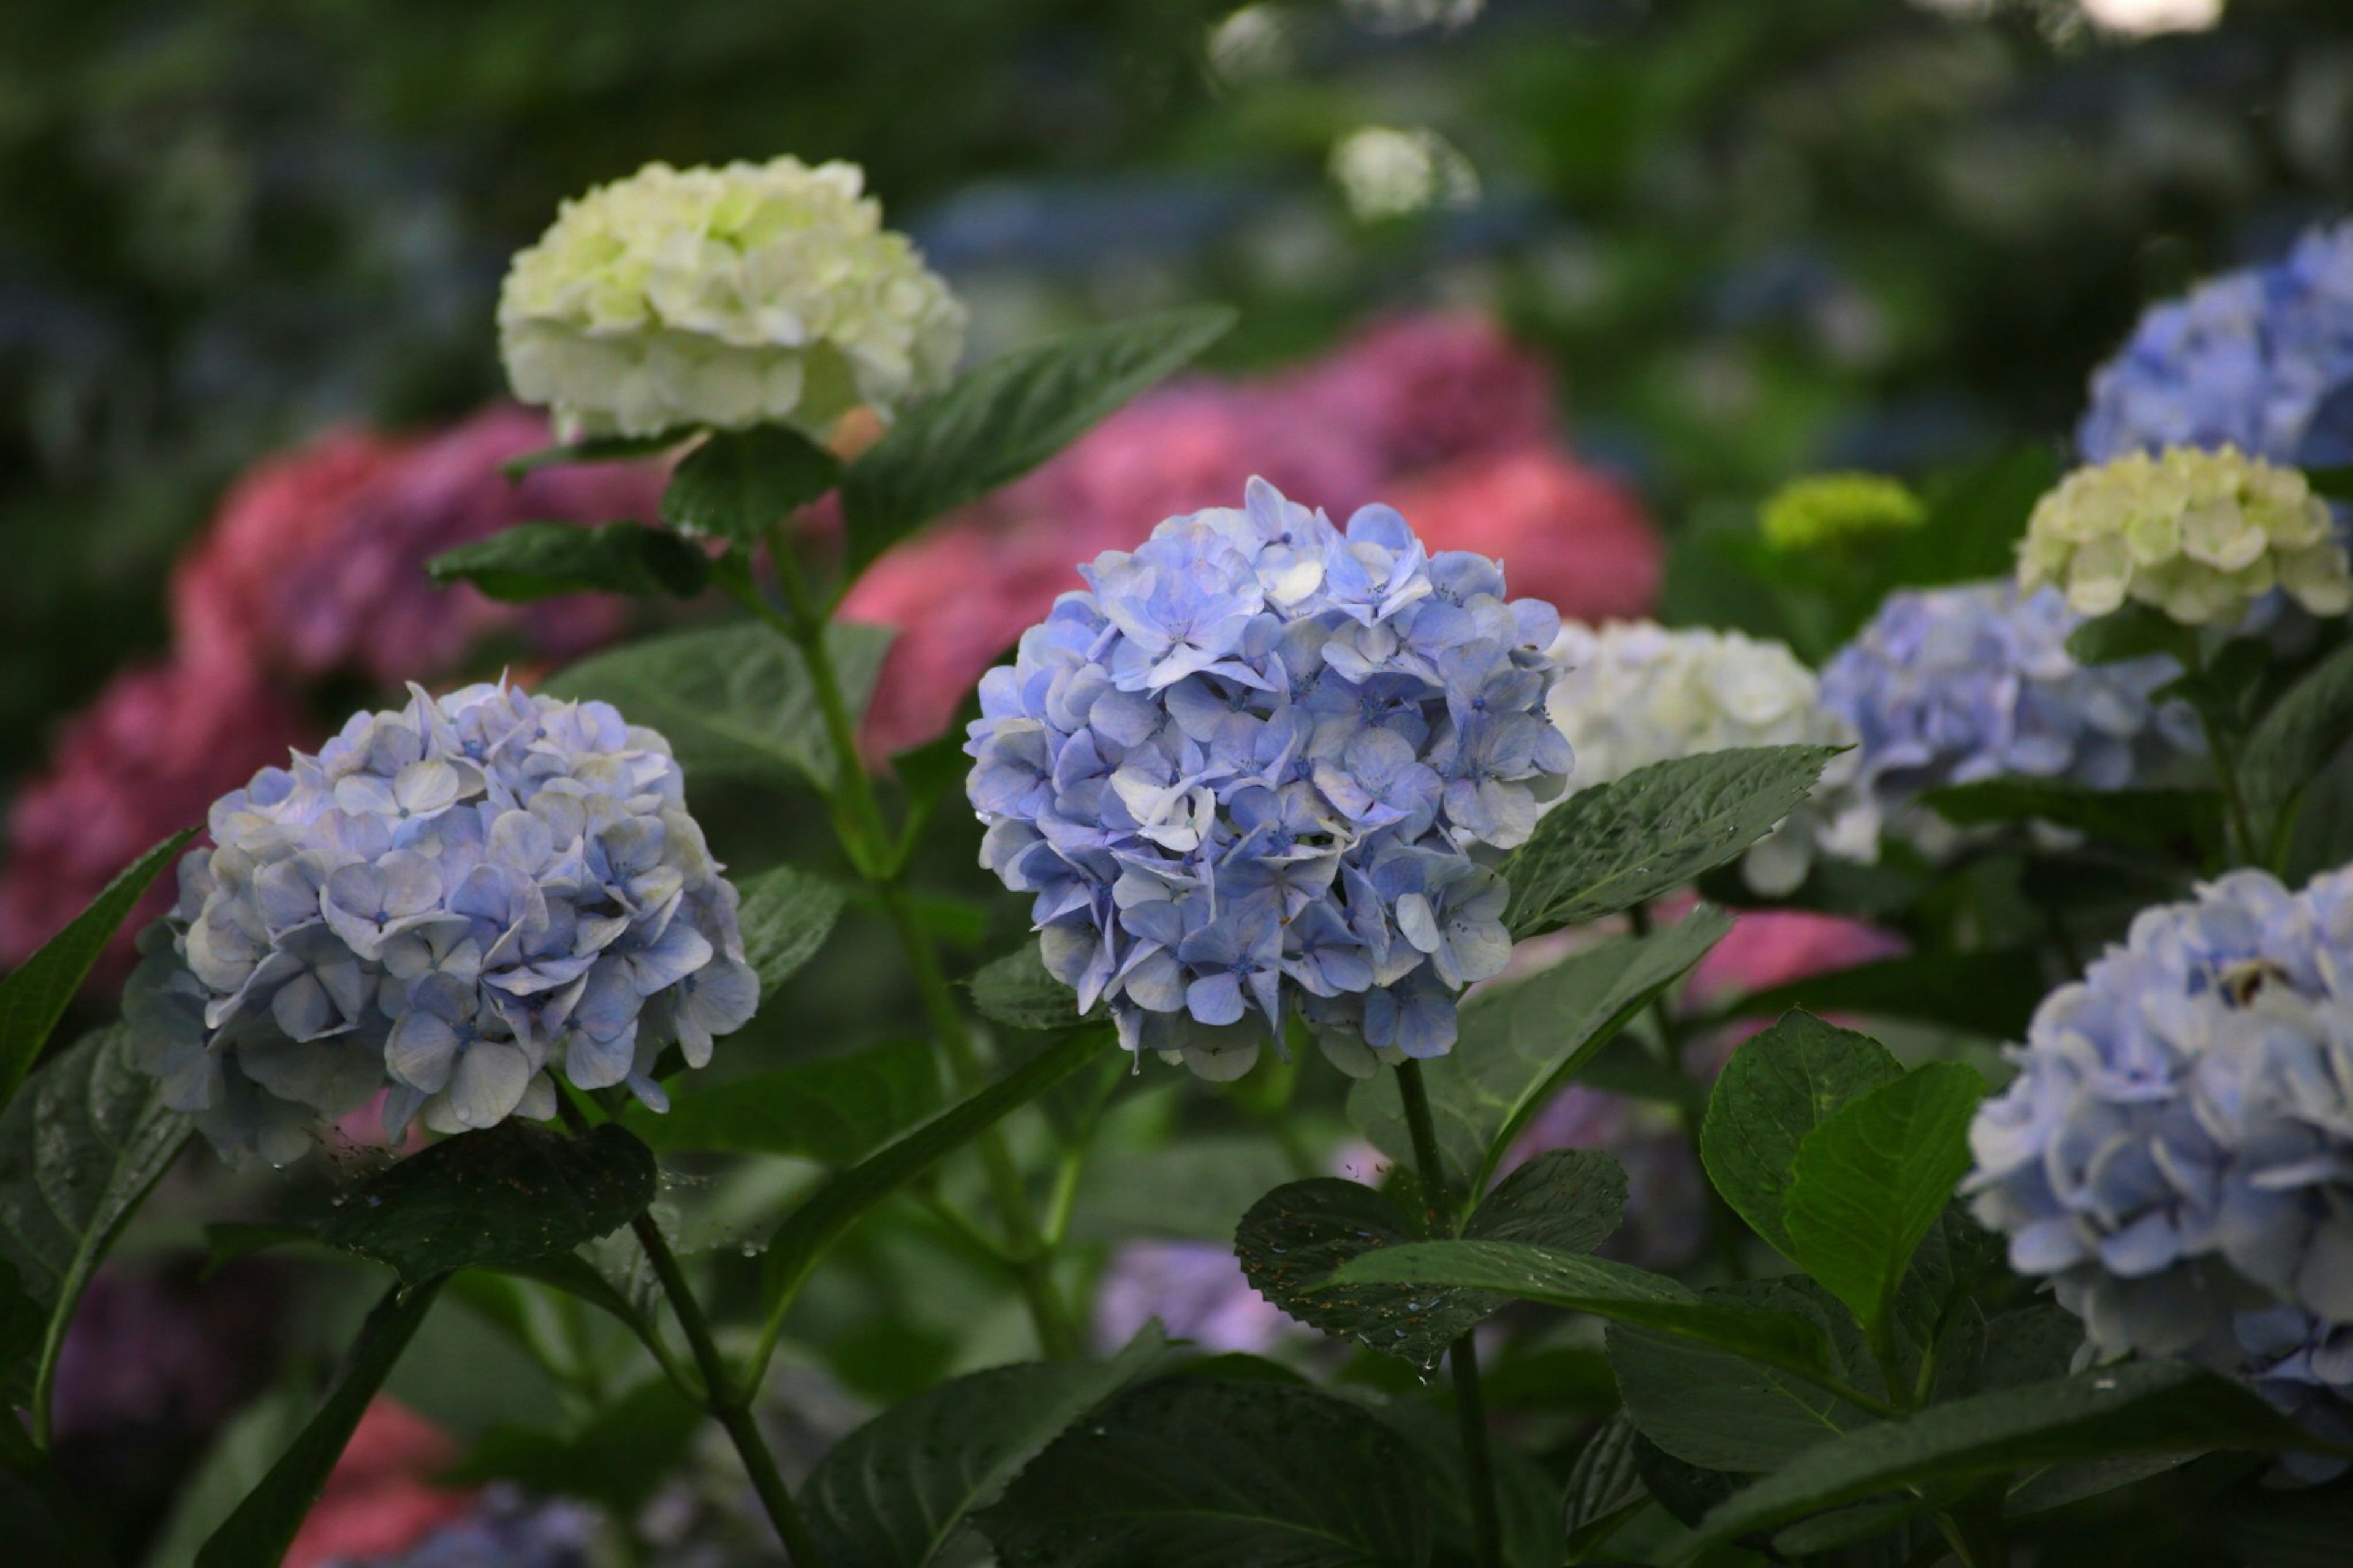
(1094, 1240), (1296, 1356)
(2078, 221), (2353, 471)
(126, 682), (755, 1162)
(966, 479), (1571, 1080)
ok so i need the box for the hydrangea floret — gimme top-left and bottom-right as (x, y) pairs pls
(964, 477), (1570, 1080)
(1757, 471), (1925, 553)
(126, 682), (757, 1163)
(1817, 581), (2205, 859)
(1965, 867), (2353, 1455)
(2017, 447), (2351, 626)
(498, 157), (967, 442)
(2078, 220), (2353, 471)
(1542, 621), (1870, 895)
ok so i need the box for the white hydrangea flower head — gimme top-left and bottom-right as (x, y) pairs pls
(2018, 447), (2352, 626)
(498, 157), (968, 442)
(1542, 621), (1869, 895)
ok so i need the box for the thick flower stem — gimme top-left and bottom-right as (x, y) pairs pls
(746, 528), (1080, 1361)
(1394, 1059), (1502, 1568)
(629, 1210), (827, 1568)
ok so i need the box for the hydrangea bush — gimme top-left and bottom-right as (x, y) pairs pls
(17, 156), (2353, 1568)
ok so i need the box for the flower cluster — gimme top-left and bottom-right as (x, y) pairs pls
(2078, 221), (2353, 472)
(966, 478), (1571, 1078)
(498, 157), (965, 442)
(841, 313), (1656, 760)
(1541, 621), (1870, 893)
(127, 683), (756, 1163)
(1817, 582), (2204, 857)
(2018, 447), (2351, 626)
(1758, 471), (1924, 553)
(1966, 868), (2353, 1425)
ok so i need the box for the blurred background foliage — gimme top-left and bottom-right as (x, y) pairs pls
(7, 0), (2353, 789)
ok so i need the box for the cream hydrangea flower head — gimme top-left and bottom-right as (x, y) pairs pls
(1759, 471), (1925, 552)
(1544, 621), (1871, 895)
(498, 157), (967, 442)
(2018, 446), (2352, 626)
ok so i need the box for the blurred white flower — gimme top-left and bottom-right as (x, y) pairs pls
(499, 157), (966, 442)
(1342, 0), (1483, 34)
(1207, 6), (1292, 88)
(2081, 0), (2222, 36)
(1328, 127), (1479, 223)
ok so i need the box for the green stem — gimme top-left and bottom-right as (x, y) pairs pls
(738, 530), (1080, 1360)
(556, 1098), (822, 1565)
(1626, 903), (1749, 1282)
(1395, 1061), (1502, 1568)
(1931, 1494), (2009, 1568)
(2183, 639), (2259, 868)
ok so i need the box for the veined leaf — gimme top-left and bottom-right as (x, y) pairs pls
(968, 944), (1091, 1032)
(1501, 747), (1840, 938)
(1561, 1412), (1648, 1562)
(805, 1325), (1168, 1566)
(2245, 638), (2353, 846)
(840, 306), (1236, 575)
(427, 520), (710, 602)
(0, 829), (192, 1109)
(542, 620), (893, 793)
(735, 863), (849, 995)
(501, 431), (692, 479)
(659, 426), (841, 547)
(623, 1036), (940, 1164)
(1699, 1011), (1901, 1261)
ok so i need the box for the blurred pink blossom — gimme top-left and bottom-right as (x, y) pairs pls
(1688, 907), (1908, 1015)
(284, 1398), (477, 1568)
(843, 312), (1654, 760)
(172, 406), (657, 687)
(0, 656), (306, 981)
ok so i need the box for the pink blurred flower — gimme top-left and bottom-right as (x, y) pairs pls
(1381, 445), (1661, 627)
(172, 406), (658, 687)
(284, 1398), (477, 1568)
(843, 312), (1651, 760)
(0, 655), (306, 982)
(1687, 907), (1908, 1027)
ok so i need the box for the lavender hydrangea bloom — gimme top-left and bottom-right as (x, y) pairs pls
(966, 477), (1571, 1080)
(2078, 221), (2353, 471)
(1966, 868), (2353, 1446)
(322, 1487), (602, 1567)
(125, 683), (757, 1163)
(1816, 582), (2204, 857)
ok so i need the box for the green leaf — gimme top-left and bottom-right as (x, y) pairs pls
(542, 620), (893, 793)
(1699, 1011), (1902, 1260)
(840, 306), (1236, 575)
(1328, 1238), (1839, 1385)
(1502, 748), (1841, 937)
(659, 426), (841, 547)
(195, 1277), (447, 1568)
(758, 1029), (1104, 1347)
(0, 1024), (188, 1419)
(2244, 638), (2353, 845)
(2065, 600), (2188, 666)
(1374, 1395), (1566, 1568)
(1693, 1362), (2346, 1547)
(1607, 1277), (1879, 1472)
(623, 1036), (940, 1163)
(427, 520), (710, 602)
(319, 1121), (656, 1286)
(1236, 1151), (1626, 1369)
(976, 1375), (1433, 1567)
(1881, 444), (2061, 591)
(143, 1383), (312, 1568)
(1920, 780), (2220, 855)
(447, 1374), (702, 1515)
(1561, 1412), (1649, 1562)
(1781, 1062), (1986, 1332)
(501, 431), (692, 478)
(805, 1325), (1168, 1567)
(0, 829), (192, 1109)
(968, 944), (1089, 1032)
(1346, 907), (1732, 1198)
(735, 863), (848, 994)
(1711, 949), (2049, 1042)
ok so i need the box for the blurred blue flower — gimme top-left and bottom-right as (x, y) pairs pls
(2078, 221), (2353, 470)
(1967, 868), (2353, 1445)
(126, 682), (756, 1162)
(1816, 581), (2204, 855)
(966, 477), (1569, 1080)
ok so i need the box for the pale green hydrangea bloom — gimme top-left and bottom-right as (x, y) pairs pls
(1759, 471), (1925, 552)
(498, 157), (966, 442)
(2018, 446), (2352, 625)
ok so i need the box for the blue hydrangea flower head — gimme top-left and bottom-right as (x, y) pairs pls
(1966, 866), (2353, 1441)
(2078, 220), (2353, 471)
(125, 681), (757, 1163)
(1816, 581), (2205, 857)
(966, 477), (1570, 1080)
